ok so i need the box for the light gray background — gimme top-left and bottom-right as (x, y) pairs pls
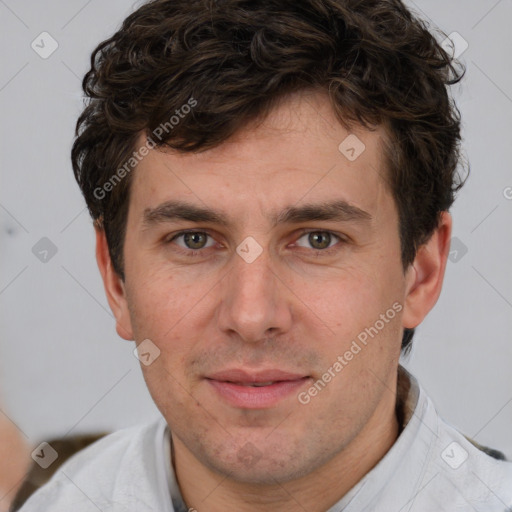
(1, 0), (511, 459)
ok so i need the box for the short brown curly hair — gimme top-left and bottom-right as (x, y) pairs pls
(71, 0), (468, 352)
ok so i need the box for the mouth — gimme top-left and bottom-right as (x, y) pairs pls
(205, 369), (311, 409)
(231, 381), (282, 387)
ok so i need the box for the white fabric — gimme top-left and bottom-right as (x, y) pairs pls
(18, 369), (512, 511)
(325, 368), (512, 511)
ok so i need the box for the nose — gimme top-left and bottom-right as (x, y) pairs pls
(216, 243), (293, 344)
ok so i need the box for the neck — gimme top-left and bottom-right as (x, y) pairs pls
(171, 387), (399, 512)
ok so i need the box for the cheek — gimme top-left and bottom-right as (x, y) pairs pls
(300, 265), (387, 332)
(126, 259), (211, 332)
(126, 269), (222, 384)
(303, 264), (404, 376)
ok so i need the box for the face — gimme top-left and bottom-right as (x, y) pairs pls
(104, 91), (426, 484)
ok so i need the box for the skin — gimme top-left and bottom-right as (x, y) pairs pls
(0, 411), (32, 512)
(97, 90), (451, 512)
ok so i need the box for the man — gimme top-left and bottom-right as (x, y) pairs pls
(17, 0), (512, 510)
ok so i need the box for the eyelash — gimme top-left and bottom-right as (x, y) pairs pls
(165, 229), (346, 258)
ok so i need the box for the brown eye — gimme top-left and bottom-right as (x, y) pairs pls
(168, 231), (216, 254)
(183, 232), (208, 250)
(294, 230), (347, 256)
(308, 232), (332, 250)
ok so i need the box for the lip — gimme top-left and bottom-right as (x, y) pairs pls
(205, 369), (311, 409)
(207, 368), (307, 383)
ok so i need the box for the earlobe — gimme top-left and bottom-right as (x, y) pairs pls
(402, 212), (452, 329)
(95, 227), (134, 341)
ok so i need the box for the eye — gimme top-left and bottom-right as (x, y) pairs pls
(294, 230), (344, 253)
(167, 231), (216, 254)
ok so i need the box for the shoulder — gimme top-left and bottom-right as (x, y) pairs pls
(424, 397), (512, 510)
(395, 368), (512, 511)
(17, 417), (169, 512)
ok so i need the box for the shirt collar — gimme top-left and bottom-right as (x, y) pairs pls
(326, 364), (438, 511)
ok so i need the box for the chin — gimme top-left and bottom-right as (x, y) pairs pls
(199, 440), (316, 485)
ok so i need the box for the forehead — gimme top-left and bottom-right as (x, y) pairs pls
(128, 91), (393, 226)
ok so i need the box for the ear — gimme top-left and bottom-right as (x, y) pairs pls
(95, 226), (134, 340)
(402, 211), (452, 329)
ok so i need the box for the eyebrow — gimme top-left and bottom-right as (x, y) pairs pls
(142, 199), (372, 230)
(274, 200), (372, 226)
